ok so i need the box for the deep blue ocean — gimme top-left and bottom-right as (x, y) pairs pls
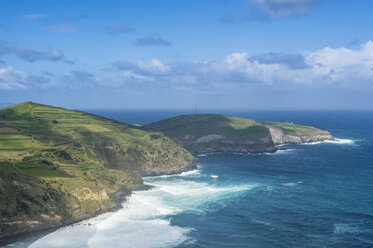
(4, 110), (373, 248)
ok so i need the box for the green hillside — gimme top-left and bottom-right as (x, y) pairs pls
(0, 102), (195, 237)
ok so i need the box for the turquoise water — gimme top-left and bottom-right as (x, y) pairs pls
(4, 110), (373, 248)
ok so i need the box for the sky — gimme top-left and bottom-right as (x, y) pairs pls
(0, 0), (373, 109)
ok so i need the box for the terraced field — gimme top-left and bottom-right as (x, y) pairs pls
(0, 102), (195, 236)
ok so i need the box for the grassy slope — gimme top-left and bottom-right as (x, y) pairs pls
(144, 114), (332, 153)
(0, 102), (195, 236)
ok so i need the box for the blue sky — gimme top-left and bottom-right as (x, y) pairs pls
(1, 0), (373, 109)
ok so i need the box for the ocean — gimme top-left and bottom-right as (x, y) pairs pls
(4, 110), (373, 248)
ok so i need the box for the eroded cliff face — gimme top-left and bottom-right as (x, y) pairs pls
(176, 132), (276, 154)
(267, 126), (333, 145)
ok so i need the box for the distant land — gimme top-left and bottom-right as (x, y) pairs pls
(144, 114), (333, 154)
(0, 103), (13, 109)
(0, 102), (333, 239)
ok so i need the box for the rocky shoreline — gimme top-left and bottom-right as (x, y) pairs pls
(0, 165), (195, 246)
(0, 187), (129, 246)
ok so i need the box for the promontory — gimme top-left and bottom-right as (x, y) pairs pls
(143, 114), (333, 154)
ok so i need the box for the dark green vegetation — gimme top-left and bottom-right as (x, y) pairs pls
(144, 114), (333, 154)
(0, 102), (195, 237)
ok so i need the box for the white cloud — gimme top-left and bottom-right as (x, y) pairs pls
(4, 41), (373, 92)
(208, 41), (373, 87)
(121, 70), (153, 81)
(110, 58), (170, 83)
(111, 41), (373, 89)
(0, 66), (29, 90)
(136, 59), (170, 74)
(304, 41), (373, 85)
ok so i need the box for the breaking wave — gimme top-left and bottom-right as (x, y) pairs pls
(302, 138), (356, 145)
(27, 167), (255, 248)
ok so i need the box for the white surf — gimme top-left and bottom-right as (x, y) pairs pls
(28, 167), (255, 248)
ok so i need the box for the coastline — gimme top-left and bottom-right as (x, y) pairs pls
(190, 138), (337, 156)
(0, 187), (132, 246)
(0, 164), (196, 247)
(0, 137), (337, 246)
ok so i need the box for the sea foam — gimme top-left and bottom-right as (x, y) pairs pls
(282, 182), (297, 187)
(145, 169), (200, 179)
(324, 138), (355, 145)
(251, 149), (295, 156)
(29, 189), (191, 248)
(302, 138), (356, 145)
(28, 167), (254, 248)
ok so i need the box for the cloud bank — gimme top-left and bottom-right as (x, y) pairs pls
(112, 41), (373, 89)
(2, 41), (373, 91)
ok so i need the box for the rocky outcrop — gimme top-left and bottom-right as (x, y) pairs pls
(267, 126), (333, 145)
(195, 134), (224, 143)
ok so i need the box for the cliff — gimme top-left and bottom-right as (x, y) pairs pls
(0, 102), (195, 238)
(144, 114), (333, 154)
